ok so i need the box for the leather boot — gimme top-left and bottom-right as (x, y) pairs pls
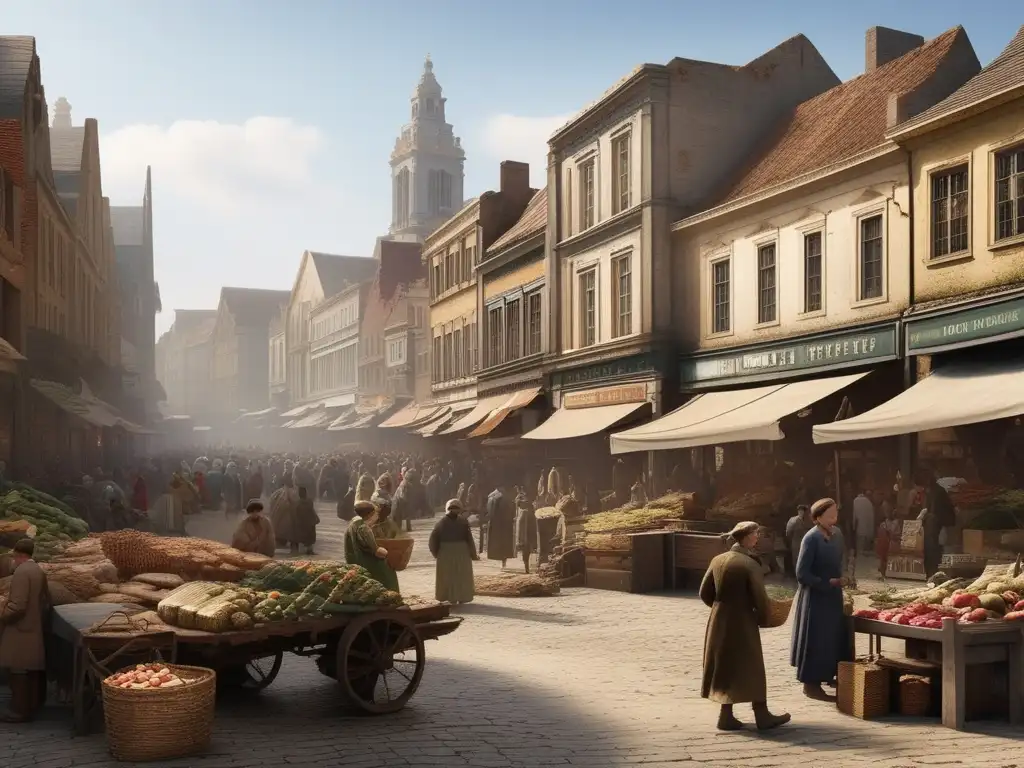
(753, 702), (791, 730)
(716, 703), (743, 731)
(0, 674), (33, 723)
(803, 682), (836, 702)
(31, 672), (47, 715)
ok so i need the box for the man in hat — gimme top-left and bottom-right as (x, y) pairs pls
(230, 499), (276, 558)
(0, 539), (50, 722)
(699, 521), (790, 731)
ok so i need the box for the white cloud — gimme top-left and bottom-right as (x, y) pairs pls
(481, 114), (572, 187)
(98, 117), (327, 214)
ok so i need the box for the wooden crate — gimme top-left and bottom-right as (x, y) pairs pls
(674, 532), (729, 571)
(963, 529), (1018, 556)
(584, 531), (668, 593)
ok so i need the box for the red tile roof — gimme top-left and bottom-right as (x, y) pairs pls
(891, 25), (1023, 136)
(488, 187), (547, 255)
(721, 27), (967, 204)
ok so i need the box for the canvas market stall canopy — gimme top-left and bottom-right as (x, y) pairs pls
(439, 395), (509, 435)
(523, 387), (651, 441)
(813, 360), (1024, 444)
(610, 371), (867, 453)
(377, 403), (446, 430)
(467, 387), (541, 438)
(31, 379), (148, 433)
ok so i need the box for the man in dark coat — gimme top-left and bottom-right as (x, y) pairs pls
(0, 539), (50, 722)
(485, 485), (516, 568)
(700, 521), (790, 731)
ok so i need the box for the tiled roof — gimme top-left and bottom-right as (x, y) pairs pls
(309, 252), (376, 298)
(0, 36), (34, 120)
(488, 187), (547, 255)
(110, 206), (145, 246)
(173, 309), (217, 334)
(721, 27), (966, 203)
(49, 127), (86, 172)
(892, 25), (1024, 136)
(220, 287), (290, 327)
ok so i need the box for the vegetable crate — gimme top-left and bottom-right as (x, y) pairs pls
(585, 531), (669, 593)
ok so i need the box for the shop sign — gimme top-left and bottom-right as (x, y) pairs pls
(886, 555), (926, 581)
(906, 295), (1024, 354)
(553, 353), (661, 389)
(681, 326), (897, 384)
(563, 384), (647, 409)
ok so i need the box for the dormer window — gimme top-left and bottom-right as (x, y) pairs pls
(425, 99), (436, 116)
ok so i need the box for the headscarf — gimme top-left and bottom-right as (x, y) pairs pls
(226, 462), (238, 477)
(445, 498), (463, 516)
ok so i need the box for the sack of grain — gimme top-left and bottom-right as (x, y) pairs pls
(116, 583), (166, 605)
(129, 573), (184, 590)
(89, 593), (144, 604)
(48, 582), (82, 606)
(40, 564), (102, 600)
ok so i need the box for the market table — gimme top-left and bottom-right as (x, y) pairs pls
(852, 616), (1024, 730)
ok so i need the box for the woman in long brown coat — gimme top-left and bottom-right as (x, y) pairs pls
(699, 521), (790, 732)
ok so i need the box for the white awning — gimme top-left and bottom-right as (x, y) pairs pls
(523, 401), (650, 441)
(611, 371), (867, 454)
(813, 361), (1024, 444)
(440, 395), (508, 434)
(322, 393), (356, 408)
(280, 404), (311, 418)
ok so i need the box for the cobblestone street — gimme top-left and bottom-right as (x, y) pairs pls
(2, 507), (1022, 767)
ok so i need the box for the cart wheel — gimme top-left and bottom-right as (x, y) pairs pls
(337, 613), (425, 714)
(220, 652), (283, 692)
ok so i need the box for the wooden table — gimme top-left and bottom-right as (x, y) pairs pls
(852, 617), (1024, 730)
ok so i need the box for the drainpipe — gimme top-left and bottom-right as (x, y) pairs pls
(902, 149), (917, 481)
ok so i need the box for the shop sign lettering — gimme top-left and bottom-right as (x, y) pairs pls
(563, 385), (648, 409)
(907, 297), (1024, 354)
(554, 354), (660, 388)
(681, 327), (896, 383)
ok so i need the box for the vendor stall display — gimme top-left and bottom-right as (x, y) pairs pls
(474, 573), (560, 597)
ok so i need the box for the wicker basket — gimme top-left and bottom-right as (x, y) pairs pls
(377, 538), (415, 571)
(765, 598), (793, 628)
(898, 674), (932, 717)
(102, 664), (216, 761)
(837, 659), (890, 719)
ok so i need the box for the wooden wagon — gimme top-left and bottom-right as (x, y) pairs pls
(52, 601), (461, 735)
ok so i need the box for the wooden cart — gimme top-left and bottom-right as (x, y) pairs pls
(852, 616), (1024, 730)
(63, 601), (461, 735)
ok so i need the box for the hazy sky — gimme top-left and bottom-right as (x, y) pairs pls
(6, 1), (1015, 335)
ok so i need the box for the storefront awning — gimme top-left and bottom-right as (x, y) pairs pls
(378, 403), (445, 429)
(280, 404), (311, 418)
(524, 400), (650, 441)
(321, 393), (356, 408)
(288, 410), (335, 429)
(440, 395), (509, 435)
(610, 371), (867, 454)
(415, 409), (454, 436)
(240, 407), (276, 419)
(467, 387), (542, 438)
(813, 361), (1024, 444)
(0, 336), (26, 364)
(30, 378), (146, 432)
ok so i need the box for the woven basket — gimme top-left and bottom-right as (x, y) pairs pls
(102, 664), (216, 761)
(765, 598), (793, 628)
(377, 538), (415, 571)
(837, 659), (889, 719)
(898, 674), (932, 717)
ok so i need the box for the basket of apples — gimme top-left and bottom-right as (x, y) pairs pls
(102, 663), (216, 761)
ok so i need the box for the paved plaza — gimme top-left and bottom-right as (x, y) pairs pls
(1, 508), (1022, 767)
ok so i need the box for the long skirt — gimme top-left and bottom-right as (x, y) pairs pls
(435, 541), (474, 604)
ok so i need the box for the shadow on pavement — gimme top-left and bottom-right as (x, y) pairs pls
(454, 600), (582, 625)
(0, 655), (620, 768)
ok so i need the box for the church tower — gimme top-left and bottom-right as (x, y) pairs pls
(389, 56), (466, 242)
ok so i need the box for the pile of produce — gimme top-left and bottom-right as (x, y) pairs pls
(105, 664), (200, 691)
(156, 582), (259, 631)
(1, 488), (89, 560)
(474, 573), (560, 598)
(535, 507), (561, 520)
(860, 562), (1024, 626)
(949, 483), (1001, 509)
(962, 490), (1024, 530)
(710, 490), (780, 518)
(99, 530), (273, 580)
(582, 505), (681, 534)
(646, 492), (692, 517)
(583, 533), (632, 551)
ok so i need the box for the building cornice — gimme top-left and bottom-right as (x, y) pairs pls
(423, 200), (481, 253)
(550, 65), (662, 149)
(887, 82), (1024, 142)
(672, 144), (901, 231)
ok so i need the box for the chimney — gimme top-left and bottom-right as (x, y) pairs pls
(499, 160), (530, 197)
(866, 27), (924, 72)
(52, 97), (72, 129)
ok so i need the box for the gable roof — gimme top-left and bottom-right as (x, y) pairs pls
(173, 309), (217, 334)
(488, 187), (547, 255)
(110, 206), (145, 247)
(890, 25), (1024, 138)
(0, 36), (34, 120)
(720, 27), (966, 204)
(220, 288), (290, 328)
(360, 240), (425, 336)
(49, 126), (86, 172)
(308, 251), (376, 298)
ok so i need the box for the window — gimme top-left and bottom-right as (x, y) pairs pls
(432, 334), (441, 382)
(859, 214), (884, 300)
(995, 146), (1024, 242)
(443, 331), (454, 380)
(428, 170), (452, 214)
(611, 133), (630, 215)
(395, 168), (411, 228)
(505, 298), (521, 362)
(803, 232), (823, 313)
(756, 243), (777, 324)
(526, 291), (542, 356)
(564, 168), (573, 237)
(579, 160), (595, 231)
(0, 169), (13, 241)
(452, 327), (462, 378)
(931, 166), (969, 257)
(711, 259), (730, 334)
(444, 252), (454, 290)
(578, 269), (596, 347)
(465, 321), (476, 373)
(487, 306), (503, 366)
(611, 254), (632, 338)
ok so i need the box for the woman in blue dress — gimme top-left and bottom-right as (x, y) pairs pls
(790, 497), (851, 701)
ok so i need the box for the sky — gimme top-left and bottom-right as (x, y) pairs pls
(6, 1), (1017, 336)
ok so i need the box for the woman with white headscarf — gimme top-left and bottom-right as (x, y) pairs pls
(429, 499), (478, 604)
